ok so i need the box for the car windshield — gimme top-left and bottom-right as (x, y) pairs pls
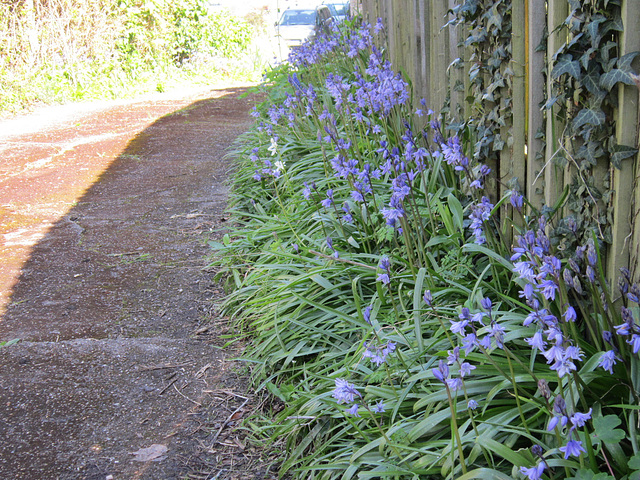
(279, 9), (316, 26)
(326, 3), (349, 16)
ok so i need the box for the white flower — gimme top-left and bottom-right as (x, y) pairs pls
(274, 160), (286, 173)
(268, 137), (278, 156)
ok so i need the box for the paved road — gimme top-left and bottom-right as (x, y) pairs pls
(0, 87), (268, 479)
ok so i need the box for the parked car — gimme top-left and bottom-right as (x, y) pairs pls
(275, 7), (318, 50)
(322, 1), (350, 22)
(275, 5), (334, 58)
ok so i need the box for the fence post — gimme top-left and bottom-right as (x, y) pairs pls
(429, 0), (449, 114)
(526, 0), (546, 210)
(544, 0), (568, 210)
(500, 0), (527, 243)
(610, 0), (640, 283)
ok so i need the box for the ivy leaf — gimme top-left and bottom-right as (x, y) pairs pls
(582, 71), (604, 95)
(600, 69), (636, 91)
(611, 144), (639, 169)
(493, 134), (505, 151)
(552, 55), (581, 80)
(618, 51), (640, 73)
(573, 108), (605, 130)
(592, 414), (625, 444)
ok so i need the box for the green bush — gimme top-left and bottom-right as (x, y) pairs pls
(0, 0), (256, 113)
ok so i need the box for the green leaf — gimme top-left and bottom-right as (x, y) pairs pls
(618, 51), (640, 72)
(567, 470), (615, 480)
(611, 144), (639, 169)
(592, 414), (625, 443)
(552, 55), (581, 79)
(628, 452), (640, 470)
(572, 108), (605, 129)
(600, 69), (636, 91)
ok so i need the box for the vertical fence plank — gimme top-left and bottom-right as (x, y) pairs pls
(447, 0), (464, 121)
(544, 0), (568, 209)
(429, 0), (449, 114)
(500, 0), (527, 241)
(610, 0), (640, 282)
(526, 0), (546, 209)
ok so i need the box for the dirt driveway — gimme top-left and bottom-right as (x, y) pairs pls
(0, 87), (274, 479)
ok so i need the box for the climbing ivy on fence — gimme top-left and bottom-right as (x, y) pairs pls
(546, 0), (638, 250)
(447, 0), (513, 170)
(448, 0), (639, 252)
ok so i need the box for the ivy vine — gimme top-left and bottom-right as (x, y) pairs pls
(547, 0), (638, 248)
(447, 0), (639, 252)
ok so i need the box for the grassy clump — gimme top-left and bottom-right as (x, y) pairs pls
(212, 18), (640, 480)
(0, 0), (261, 114)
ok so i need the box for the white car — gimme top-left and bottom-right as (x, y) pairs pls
(275, 8), (318, 50)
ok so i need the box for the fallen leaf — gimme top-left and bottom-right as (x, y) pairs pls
(130, 444), (168, 462)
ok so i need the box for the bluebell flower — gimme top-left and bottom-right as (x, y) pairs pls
(467, 399), (479, 410)
(446, 378), (463, 391)
(489, 322), (506, 349)
(378, 256), (390, 272)
(372, 399), (386, 413)
(432, 360), (449, 382)
(459, 362), (476, 377)
(520, 463), (545, 480)
(321, 189), (334, 209)
(525, 331), (546, 351)
(468, 196), (494, 244)
(462, 333), (478, 354)
(559, 439), (586, 459)
(510, 190), (524, 211)
(345, 404), (361, 417)
(363, 306), (372, 324)
(598, 350), (617, 373)
(332, 378), (361, 404)
(423, 290), (433, 306)
(362, 341), (396, 366)
(377, 272), (390, 285)
(570, 408), (592, 427)
(563, 305), (577, 322)
(481, 297), (492, 311)
(450, 318), (469, 335)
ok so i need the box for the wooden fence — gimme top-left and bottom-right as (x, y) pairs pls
(353, 0), (640, 285)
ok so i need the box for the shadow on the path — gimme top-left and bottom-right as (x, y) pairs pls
(0, 87), (255, 479)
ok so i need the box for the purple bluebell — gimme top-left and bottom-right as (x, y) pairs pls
(432, 360), (449, 382)
(559, 439), (586, 459)
(372, 399), (386, 413)
(459, 362), (476, 377)
(520, 463), (545, 480)
(446, 378), (463, 391)
(598, 350), (617, 373)
(345, 404), (361, 417)
(332, 378), (361, 404)
(321, 189), (334, 209)
(362, 341), (396, 366)
(423, 290), (433, 306)
(570, 408), (592, 428)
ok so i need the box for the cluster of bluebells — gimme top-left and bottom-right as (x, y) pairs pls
(431, 346), (478, 410)
(447, 298), (506, 354)
(519, 392), (592, 479)
(510, 217), (590, 377)
(615, 267), (640, 356)
(362, 340), (396, 366)
(331, 378), (386, 417)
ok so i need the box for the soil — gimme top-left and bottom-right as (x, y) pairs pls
(0, 86), (278, 479)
